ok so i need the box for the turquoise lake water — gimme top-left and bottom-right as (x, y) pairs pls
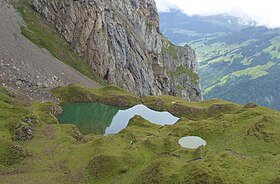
(59, 103), (179, 135)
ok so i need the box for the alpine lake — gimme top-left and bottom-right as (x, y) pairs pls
(59, 103), (180, 135)
(59, 102), (206, 148)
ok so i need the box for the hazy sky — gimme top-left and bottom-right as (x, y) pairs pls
(155, 0), (280, 28)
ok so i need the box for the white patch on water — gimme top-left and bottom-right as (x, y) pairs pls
(105, 104), (179, 135)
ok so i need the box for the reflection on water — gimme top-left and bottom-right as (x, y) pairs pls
(59, 103), (120, 135)
(59, 103), (179, 135)
(105, 104), (179, 135)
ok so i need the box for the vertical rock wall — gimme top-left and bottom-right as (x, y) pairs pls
(32, 0), (201, 101)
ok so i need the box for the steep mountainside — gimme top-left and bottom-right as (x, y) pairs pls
(159, 10), (280, 110)
(0, 0), (99, 101)
(30, 0), (201, 101)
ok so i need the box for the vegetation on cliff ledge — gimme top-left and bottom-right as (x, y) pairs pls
(0, 84), (279, 183)
(18, 0), (107, 85)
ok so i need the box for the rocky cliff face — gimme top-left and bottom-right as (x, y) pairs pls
(31, 0), (201, 101)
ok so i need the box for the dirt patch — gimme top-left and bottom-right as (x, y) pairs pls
(40, 125), (56, 139)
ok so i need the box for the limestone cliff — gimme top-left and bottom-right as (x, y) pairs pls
(31, 0), (201, 101)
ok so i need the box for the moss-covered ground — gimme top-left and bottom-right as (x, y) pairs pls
(0, 84), (279, 183)
(51, 84), (141, 107)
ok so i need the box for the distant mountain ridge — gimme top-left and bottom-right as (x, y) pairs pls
(160, 10), (250, 44)
(160, 10), (280, 110)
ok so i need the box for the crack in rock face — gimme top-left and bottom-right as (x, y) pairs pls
(32, 0), (202, 102)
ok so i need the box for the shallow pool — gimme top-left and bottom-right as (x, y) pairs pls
(178, 136), (207, 149)
(59, 103), (179, 135)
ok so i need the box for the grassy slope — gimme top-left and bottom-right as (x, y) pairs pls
(18, 1), (107, 85)
(51, 84), (141, 107)
(0, 85), (280, 183)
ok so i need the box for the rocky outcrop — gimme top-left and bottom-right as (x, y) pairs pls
(31, 0), (201, 101)
(12, 124), (34, 141)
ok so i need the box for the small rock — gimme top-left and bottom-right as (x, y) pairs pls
(53, 75), (60, 81)
(36, 82), (42, 86)
(15, 80), (23, 86)
(27, 82), (32, 87)
(3, 63), (9, 67)
(26, 119), (32, 123)
(24, 116), (38, 124)
(244, 102), (258, 108)
(12, 66), (17, 70)
(42, 83), (49, 88)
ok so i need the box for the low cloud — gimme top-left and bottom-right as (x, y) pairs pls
(155, 0), (280, 28)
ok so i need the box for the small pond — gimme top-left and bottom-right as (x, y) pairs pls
(59, 103), (179, 135)
(178, 136), (207, 149)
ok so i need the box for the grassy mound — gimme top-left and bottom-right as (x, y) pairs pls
(0, 85), (280, 183)
(141, 95), (240, 120)
(51, 84), (141, 107)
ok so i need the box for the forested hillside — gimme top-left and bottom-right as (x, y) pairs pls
(160, 10), (280, 110)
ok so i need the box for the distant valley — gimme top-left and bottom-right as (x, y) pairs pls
(160, 10), (280, 111)
(0, 1), (280, 183)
